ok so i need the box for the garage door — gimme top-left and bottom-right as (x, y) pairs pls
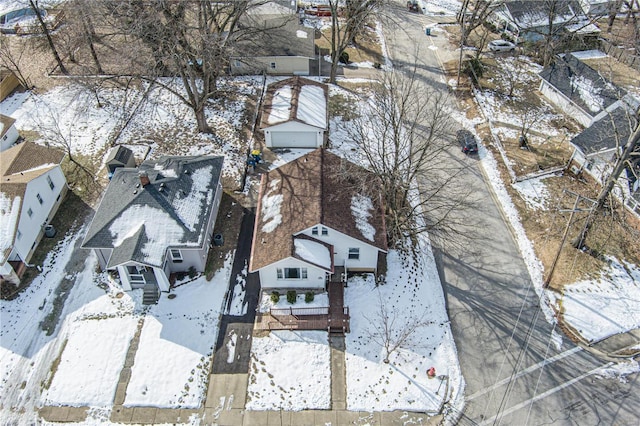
(270, 131), (317, 148)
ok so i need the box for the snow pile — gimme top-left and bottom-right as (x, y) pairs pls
(227, 259), (248, 316)
(246, 331), (331, 410)
(351, 194), (376, 242)
(512, 176), (551, 210)
(260, 179), (283, 233)
(345, 249), (463, 412)
(558, 258), (640, 343)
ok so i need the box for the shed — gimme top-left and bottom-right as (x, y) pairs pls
(105, 145), (136, 176)
(260, 77), (328, 148)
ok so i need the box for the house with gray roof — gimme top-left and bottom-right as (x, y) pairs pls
(249, 149), (387, 292)
(105, 145), (136, 177)
(490, 0), (598, 42)
(230, 15), (316, 76)
(569, 98), (640, 218)
(539, 53), (626, 127)
(82, 155), (224, 304)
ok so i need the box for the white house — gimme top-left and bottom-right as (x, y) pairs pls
(260, 76), (328, 149)
(249, 149), (387, 291)
(1, 114), (19, 152)
(82, 155), (224, 304)
(539, 53), (625, 128)
(1, 142), (67, 285)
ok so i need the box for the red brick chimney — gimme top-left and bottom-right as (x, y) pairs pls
(139, 170), (150, 187)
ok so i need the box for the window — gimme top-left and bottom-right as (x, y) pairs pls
(47, 176), (55, 190)
(270, 62), (276, 69)
(277, 267), (308, 279)
(2, 135), (6, 141)
(311, 226), (318, 235)
(36, 193), (43, 204)
(348, 248), (360, 260)
(16, 230), (22, 240)
(170, 249), (183, 262)
(27, 208), (33, 218)
(321, 227), (328, 236)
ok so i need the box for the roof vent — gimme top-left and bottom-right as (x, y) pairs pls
(184, 169), (190, 175)
(133, 190), (138, 194)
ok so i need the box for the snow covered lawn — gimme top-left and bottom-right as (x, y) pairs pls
(246, 330), (331, 411)
(345, 248), (462, 412)
(124, 258), (232, 408)
(557, 259), (640, 343)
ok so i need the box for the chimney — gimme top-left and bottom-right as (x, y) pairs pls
(139, 170), (150, 187)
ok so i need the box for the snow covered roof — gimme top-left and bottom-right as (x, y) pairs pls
(261, 77), (328, 130)
(502, 0), (586, 29)
(250, 149), (387, 272)
(82, 155), (224, 268)
(293, 234), (333, 271)
(233, 17), (315, 59)
(0, 142), (65, 264)
(540, 53), (625, 116)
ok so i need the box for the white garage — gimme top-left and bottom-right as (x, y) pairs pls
(260, 77), (328, 149)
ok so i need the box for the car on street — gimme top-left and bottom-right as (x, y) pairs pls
(457, 130), (478, 154)
(488, 39), (516, 52)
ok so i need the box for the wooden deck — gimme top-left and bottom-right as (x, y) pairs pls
(255, 271), (351, 334)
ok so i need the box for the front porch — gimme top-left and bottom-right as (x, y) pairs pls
(255, 268), (350, 334)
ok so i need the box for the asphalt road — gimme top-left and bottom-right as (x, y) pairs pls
(382, 2), (640, 425)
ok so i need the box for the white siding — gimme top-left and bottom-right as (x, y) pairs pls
(1, 124), (19, 152)
(259, 257), (326, 290)
(230, 56), (310, 76)
(298, 225), (380, 271)
(539, 80), (594, 127)
(154, 267), (171, 292)
(263, 120), (324, 148)
(14, 167), (66, 264)
(117, 265), (133, 291)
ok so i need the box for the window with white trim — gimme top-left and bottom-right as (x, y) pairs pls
(47, 176), (55, 190)
(321, 227), (328, 236)
(270, 62), (276, 69)
(36, 193), (43, 204)
(311, 226), (318, 235)
(170, 249), (183, 262)
(16, 230), (22, 240)
(27, 208), (33, 218)
(277, 267), (308, 279)
(348, 248), (360, 260)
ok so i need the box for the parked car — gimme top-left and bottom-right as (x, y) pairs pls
(488, 39), (516, 52)
(457, 130), (478, 154)
(0, 7), (47, 34)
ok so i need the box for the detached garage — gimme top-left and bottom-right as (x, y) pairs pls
(260, 77), (328, 149)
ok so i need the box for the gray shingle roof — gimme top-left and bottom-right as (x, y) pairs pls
(571, 104), (638, 155)
(540, 53), (626, 117)
(503, 0), (585, 27)
(82, 155), (224, 268)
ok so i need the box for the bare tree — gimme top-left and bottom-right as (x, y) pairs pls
(326, 0), (385, 84)
(28, 0), (67, 75)
(344, 68), (477, 248)
(364, 290), (434, 364)
(0, 37), (32, 89)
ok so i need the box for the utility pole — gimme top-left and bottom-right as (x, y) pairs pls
(543, 190), (595, 288)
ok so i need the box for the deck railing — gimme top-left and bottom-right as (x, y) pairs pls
(270, 306), (329, 317)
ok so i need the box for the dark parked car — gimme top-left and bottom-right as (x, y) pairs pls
(457, 130), (478, 154)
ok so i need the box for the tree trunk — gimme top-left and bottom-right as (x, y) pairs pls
(195, 105), (211, 134)
(28, 0), (67, 75)
(82, 15), (103, 74)
(573, 121), (640, 249)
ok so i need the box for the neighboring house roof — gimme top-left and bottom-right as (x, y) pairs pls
(540, 53), (625, 116)
(235, 15), (314, 59)
(82, 155), (224, 268)
(0, 142), (65, 264)
(571, 102), (638, 155)
(250, 149), (387, 272)
(502, 0), (586, 29)
(260, 76), (328, 130)
(1, 113), (16, 138)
